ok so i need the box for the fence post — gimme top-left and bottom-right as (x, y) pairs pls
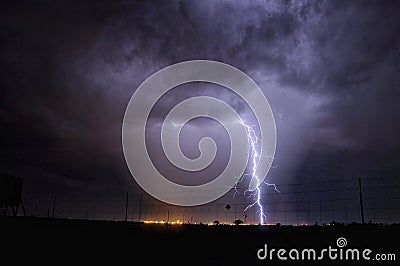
(125, 192), (128, 221)
(358, 178), (365, 224)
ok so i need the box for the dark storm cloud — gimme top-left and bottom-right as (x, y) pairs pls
(1, 0), (400, 201)
(274, 1), (400, 180)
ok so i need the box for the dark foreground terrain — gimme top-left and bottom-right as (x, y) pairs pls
(1, 216), (399, 265)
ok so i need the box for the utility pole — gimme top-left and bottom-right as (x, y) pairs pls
(125, 192), (129, 221)
(358, 178), (365, 224)
(52, 196), (56, 218)
(138, 192), (143, 222)
(167, 210), (170, 223)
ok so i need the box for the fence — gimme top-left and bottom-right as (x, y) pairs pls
(20, 176), (400, 225)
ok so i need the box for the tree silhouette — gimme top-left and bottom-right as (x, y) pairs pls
(233, 219), (243, 225)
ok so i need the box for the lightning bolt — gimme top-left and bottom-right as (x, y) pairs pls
(240, 120), (279, 225)
(168, 117), (279, 224)
(169, 119), (183, 128)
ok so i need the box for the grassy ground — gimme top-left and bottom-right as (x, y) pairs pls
(1, 216), (399, 265)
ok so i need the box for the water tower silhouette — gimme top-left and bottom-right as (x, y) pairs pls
(0, 173), (26, 216)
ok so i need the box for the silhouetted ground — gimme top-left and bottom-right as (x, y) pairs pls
(1, 216), (399, 265)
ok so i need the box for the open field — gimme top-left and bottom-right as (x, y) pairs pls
(1, 216), (399, 265)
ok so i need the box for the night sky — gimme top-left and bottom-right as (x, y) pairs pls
(1, 0), (400, 224)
